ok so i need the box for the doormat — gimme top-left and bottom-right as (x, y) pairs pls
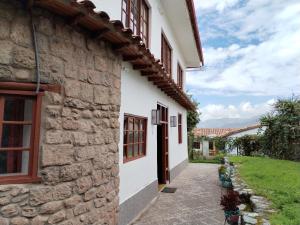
(161, 187), (177, 193)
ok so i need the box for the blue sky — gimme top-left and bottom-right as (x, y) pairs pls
(187, 0), (300, 121)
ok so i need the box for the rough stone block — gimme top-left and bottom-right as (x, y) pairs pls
(75, 146), (97, 161)
(73, 202), (90, 216)
(76, 176), (92, 194)
(0, 18), (10, 39)
(12, 46), (35, 69)
(0, 218), (9, 225)
(40, 201), (63, 214)
(52, 183), (73, 201)
(48, 210), (66, 224)
(0, 65), (12, 80)
(15, 69), (32, 80)
(21, 206), (37, 218)
(29, 188), (53, 206)
(45, 131), (64, 144)
(41, 144), (74, 167)
(31, 216), (48, 225)
(10, 217), (29, 225)
(0, 204), (20, 217)
(0, 40), (13, 65)
(93, 86), (110, 105)
(64, 195), (82, 209)
(10, 17), (31, 47)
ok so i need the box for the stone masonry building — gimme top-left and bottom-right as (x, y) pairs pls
(0, 0), (203, 224)
(0, 1), (121, 224)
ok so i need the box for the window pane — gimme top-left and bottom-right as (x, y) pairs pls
(128, 132), (134, 144)
(139, 144), (144, 155)
(128, 118), (133, 130)
(123, 131), (128, 145)
(128, 145), (133, 157)
(124, 117), (128, 130)
(4, 97), (33, 121)
(1, 124), (31, 148)
(134, 144), (139, 156)
(139, 131), (144, 142)
(0, 151), (29, 176)
(123, 145), (127, 158)
(134, 131), (139, 143)
(134, 119), (139, 131)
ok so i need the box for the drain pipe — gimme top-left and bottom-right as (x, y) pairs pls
(30, 10), (41, 93)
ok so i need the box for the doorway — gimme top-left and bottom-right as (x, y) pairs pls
(157, 104), (169, 185)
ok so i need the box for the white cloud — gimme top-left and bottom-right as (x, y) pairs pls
(188, 0), (300, 97)
(200, 99), (275, 121)
(195, 0), (239, 12)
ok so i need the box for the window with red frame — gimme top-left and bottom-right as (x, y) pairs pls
(193, 141), (201, 149)
(161, 33), (172, 76)
(177, 63), (183, 89)
(0, 90), (42, 184)
(123, 114), (147, 162)
(122, 0), (149, 47)
(178, 113), (182, 144)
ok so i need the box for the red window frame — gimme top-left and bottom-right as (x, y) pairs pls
(0, 87), (42, 184)
(123, 114), (147, 163)
(122, 0), (150, 47)
(177, 63), (183, 89)
(193, 141), (201, 149)
(161, 33), (172, 76)
(178, 113), (182, 144)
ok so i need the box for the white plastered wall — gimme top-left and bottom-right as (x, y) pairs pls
(119, 63), (188, 204)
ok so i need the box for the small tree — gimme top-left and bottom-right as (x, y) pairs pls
(230, 135), (262, 156)
(187, 94), (201, 132)
(213, 136), (228, 152)
(260, 96), (300, 160)
(187, 94), (201, 160)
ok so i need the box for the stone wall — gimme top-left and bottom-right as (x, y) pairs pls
(0, 1), (121, 224)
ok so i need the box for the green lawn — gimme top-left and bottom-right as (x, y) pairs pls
(230, 156), (300, 225)
(190, 158), (220, 164)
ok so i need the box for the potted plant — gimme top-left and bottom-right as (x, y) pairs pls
(220, 157), (226, 164)
(220, 190), (241, 225)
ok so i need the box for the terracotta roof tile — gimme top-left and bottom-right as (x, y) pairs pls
(193, 128), (237, 137)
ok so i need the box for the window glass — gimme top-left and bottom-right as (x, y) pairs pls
(0, 97), (33, 177)
(123, 115), (147, 162)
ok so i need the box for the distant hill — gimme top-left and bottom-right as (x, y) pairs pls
(198, 115), (261, 128)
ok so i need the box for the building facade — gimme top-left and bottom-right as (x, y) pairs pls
(0, 0), (203, 225)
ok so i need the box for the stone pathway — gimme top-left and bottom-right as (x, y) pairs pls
(132, 163), (225, 225)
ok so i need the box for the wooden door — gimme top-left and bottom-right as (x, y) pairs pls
(157, 104), (169, 184)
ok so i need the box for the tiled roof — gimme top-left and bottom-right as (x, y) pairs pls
(222, 124), (261, 137)
(193, 124), (261, 138)
(193, 128), (237, 137)
(26, 0), (201, 110)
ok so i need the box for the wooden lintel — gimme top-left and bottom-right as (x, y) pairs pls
(92, 28), (110, 39)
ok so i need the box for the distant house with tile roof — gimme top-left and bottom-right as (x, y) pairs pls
(193, 125), (263, 156)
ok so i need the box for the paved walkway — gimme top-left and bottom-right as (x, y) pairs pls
(132, 163), (225, 225)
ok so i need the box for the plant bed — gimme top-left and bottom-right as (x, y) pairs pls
(220, 190), (241, 225)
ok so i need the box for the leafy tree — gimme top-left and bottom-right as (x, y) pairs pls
(213, 136), (227, 151)
(260, 96), (300, 160)
(231, 135), (262, 156)
(187, 95), (201, 132)
(187, 94), (201, 160)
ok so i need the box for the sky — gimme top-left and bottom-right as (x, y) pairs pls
(187, 0), (300, 122)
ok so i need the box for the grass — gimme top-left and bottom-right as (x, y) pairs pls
(190, 158), (220, 164)
(230, 156), (300, 225)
